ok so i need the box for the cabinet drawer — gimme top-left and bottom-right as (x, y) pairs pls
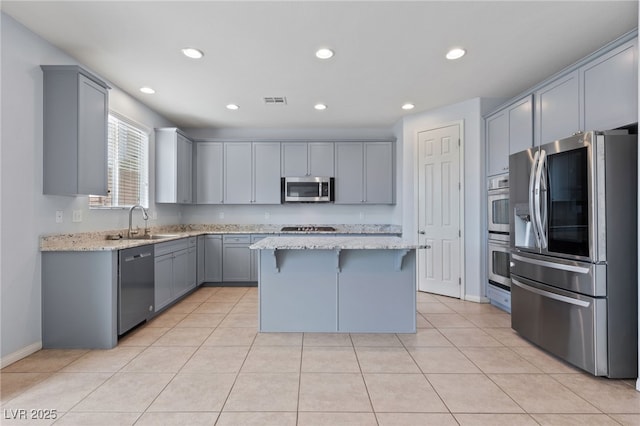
(155, 238), (189, 256)
(223, 235), (251, 244)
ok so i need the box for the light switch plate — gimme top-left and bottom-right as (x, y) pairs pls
(72, 210), (82, 222)
(55, 210), (63, 223)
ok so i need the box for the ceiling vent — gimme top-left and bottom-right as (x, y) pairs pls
(264, 96), (287, 105)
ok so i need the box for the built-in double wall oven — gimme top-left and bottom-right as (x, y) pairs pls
(487, 174), (511, 311)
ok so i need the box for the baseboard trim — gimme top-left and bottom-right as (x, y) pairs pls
(464, 295), (490, 303)
(1, 341), (42, 368)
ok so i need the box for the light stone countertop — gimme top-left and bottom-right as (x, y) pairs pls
(40, 224), (402, 252)
(250, 236), (423, 250)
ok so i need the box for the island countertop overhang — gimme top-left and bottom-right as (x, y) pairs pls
(249, 236), (424, 250)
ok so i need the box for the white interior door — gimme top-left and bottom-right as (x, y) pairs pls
(417, 124), (462, 298)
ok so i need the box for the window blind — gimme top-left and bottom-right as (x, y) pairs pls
(89, 114), (149, 208)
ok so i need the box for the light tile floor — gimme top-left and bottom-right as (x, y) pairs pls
(2, 286), (640, 425)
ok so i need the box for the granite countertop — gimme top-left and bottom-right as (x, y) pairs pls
(250, 236), (423, 250)
(40, 224), (402, 252)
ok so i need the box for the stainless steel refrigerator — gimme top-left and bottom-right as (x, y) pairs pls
(509, 130), (637, 378)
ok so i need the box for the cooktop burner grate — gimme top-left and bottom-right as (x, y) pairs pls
(280, 226), (337, 232)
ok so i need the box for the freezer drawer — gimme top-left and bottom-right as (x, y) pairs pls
(511, 275), (607, 376)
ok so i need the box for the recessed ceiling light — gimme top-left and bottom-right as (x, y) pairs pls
(446, 48), (466, 60)
(402, 103), (415, 110)
(226, 104), (239, 110)
(182, 47), (204, 59)
(314, 103), (327, 110)
(139, 87), (155, 94)
(315, 48), (334, 59)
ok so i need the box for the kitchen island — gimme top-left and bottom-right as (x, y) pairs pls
(250, 236), (422, 333)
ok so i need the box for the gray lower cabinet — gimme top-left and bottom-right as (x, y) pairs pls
(41, 65), (110, 196)
(154, 238), (191, 312)
(204, 235), (223, 282)
(223, 235), (252, 281)
(42, 251), (118, 348)
(335, 142), (394, 204)
(197, 235), (206, 285)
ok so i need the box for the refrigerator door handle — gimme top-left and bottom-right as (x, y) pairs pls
(511, 253), (591, 274)
(512, 278), (591, 307)
(529, 150), (541, 247)
(534, 150), (548, 249)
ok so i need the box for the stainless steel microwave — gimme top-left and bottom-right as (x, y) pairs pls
(281, 177), (334, 203)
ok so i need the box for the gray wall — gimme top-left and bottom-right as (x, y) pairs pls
(0, 13), (179, 363)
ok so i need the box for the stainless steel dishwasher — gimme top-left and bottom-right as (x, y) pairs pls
(118, 245), (155, 335)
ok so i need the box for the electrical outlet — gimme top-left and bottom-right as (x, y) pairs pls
(151, 210), (157, 220)
(72, 210), (82, 222)
(359, 211), (365, 220)
(219, 211), (225, 219)
(55, 210), (63, 223)
(264, 212), (270, 220)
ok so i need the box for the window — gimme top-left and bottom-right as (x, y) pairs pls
(89, 114), (149, 208)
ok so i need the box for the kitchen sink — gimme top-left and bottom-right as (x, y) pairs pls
(280, 226), (337, 232)
(106, 233), (181, 241)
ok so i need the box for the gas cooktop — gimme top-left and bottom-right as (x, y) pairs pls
(280, 226), (337, 232)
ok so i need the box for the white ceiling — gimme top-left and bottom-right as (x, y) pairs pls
(2, 1), (638, 129)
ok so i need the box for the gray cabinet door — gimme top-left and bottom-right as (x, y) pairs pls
(364, 142), (393, 204)
(223, 236), (252, 282)
(582, 38), (638, 131)
(535, 70), (580, 146)
(308, 142), (334, 176)
(197, 236), (205, 285)
(281, 143), (308, 176)
(195, 142), (223, 204)
(176, 135), (193, 204)
(224, 142), (253, 204)
(335, 143), (364, 204)
(187, 240), (197, 290)
(172, 249), (190, 299)
(486, 110), (509, 175)
(508, 95), (534, 155)
(42, 66), (109, 196)
(77, 74), (109, 196)
(154, 254), (173, 312)
(253, 142), (281, 204)
(204, 235), (223, 282)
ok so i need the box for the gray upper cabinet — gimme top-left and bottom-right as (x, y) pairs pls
(486, 110), (509, 176)
(41, 65), (109, 196)
(224, 142), (253, 204)
(281, 142), (334, 177)
(156, 128), (193, 204)
(535, 70), (581, 146)
(335, 142), (394, 204)
(253, 142), (281, 204)
(486, 95), (534, 176)
(224, 142), (281, 204)
(364, 142), (394, 204)
(508, 95), (533, 154)
(195, 142), (224, 204)
(581, 38), (638, 131)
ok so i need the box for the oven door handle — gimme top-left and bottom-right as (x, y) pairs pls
(511, 278), (590, 307)
(511, 253), (590, 274)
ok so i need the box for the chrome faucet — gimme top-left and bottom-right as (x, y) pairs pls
(128, 204), (149, 238)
